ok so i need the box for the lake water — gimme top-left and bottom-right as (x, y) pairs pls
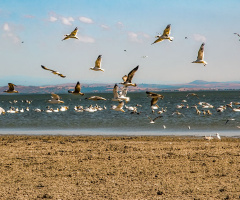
(0, 91), (240, 137)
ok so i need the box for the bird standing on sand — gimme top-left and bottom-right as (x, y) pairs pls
(204, 135), (213, 141)
(192, 43), (207, 66)
(151, 24), (174, 44)
(41, 65), (66, 78)
(62, 27), (79, 41)
(216, 133), (221, 140)
(90, 55), (104, 72)
(120, 65), (139, 87)
(3, 83), (19, 93)
(68, 82), (84, 95)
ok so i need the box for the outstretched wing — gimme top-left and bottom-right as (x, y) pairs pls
(41, 65), (51, 71)
(152, 37), (164, 44)
(69, 27), (78, 37)
(51, 93), (60, 100)
(146, 91), (157, 97)
(74, 82), (81, 93)
(162, 24), (171, 36)
(8, 83), (16, 91)
(95, 55), (102, 69)
(153, 115), (163, 122)
(151, 97), (158, 106)
(126, 65), (139, 83)
(197, 43), (205, 60)
(113, 84), (119, 98)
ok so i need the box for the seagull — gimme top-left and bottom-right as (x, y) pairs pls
(147, 115), (163, 124)
(234, 33), (240, 41)
(0, 107), (5, 115)
(192, 43), (207, 66)
(186, 93), (199, 98)
(112, 84), (130, 102)
(3, 83), (19, 93)
(90, 55), (104, 72)
(111, 101), (125, 112)
(204, 135), (213, 141)
(48, 93), (64, 104)
(62, 27), (79, 41)
(68, 82), (84, 95)
(86, 96), (106, 101)
(151, 24), (174, 44)
(141, 55), (148, 58)
(146, 91), (164, 109)
(216, 133), (221, 140)
(225, 118), (235, 124)
(41, 65), (66, 78)
(120, 65), (139, 87)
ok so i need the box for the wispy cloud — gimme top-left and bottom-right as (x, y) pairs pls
(60, 17), (74, 25)
(127, 32), (150, 43)
(2, 23), (21, 43)
(116, 21), (124, 29)
(49, 16), (58, 22)
(79, 16), (93, 24)
(193, 34), (206, 42)
(100, 24), (110, 30)
(24, 15), (35, 19)
(78, 35), (95, 43)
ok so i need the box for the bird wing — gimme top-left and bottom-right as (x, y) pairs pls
(51, 93), (60, 100)
(162, 24), (171, 36)
(69, 27), (78, 37)
(126, 65), (139, 83)
(121, 86), (128, 97)
(153, 115), (163, 122)
(117, 101), (124, 109)
(74, 82), (81, 93)
(113, 84), (119, 98)
(95, 55), (102, 69)
(151, 97), (158, 106)
(152, 37), (164, 44)
(146, 91), (157, 97)
(197, 43), (205, 60)
(41, 65), (51, 71)
(58, 74), (66, 78)
(8, 83), (15, 91)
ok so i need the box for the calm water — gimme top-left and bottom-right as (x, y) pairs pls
(0, 91), (240, 136)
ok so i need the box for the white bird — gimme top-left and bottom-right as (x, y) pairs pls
(147, 115), (163, 124)
(62, 27), (79, 41)
(90, 55), (104, 72)
(48, 93), (64, 104)
(0, 107), (6, 115)
(216, 133), (221, 140)
(192, 43), (207, 66)
(60, 106), (68, 112)
(111, 101), (125, 112)
(204, 135), (213, 141)
(151, 24), (174, 44)
(163, 125), (166, 129)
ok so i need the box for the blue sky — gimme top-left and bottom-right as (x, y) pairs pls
(1, 0), (240, 86)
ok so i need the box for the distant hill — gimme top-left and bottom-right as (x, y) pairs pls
(0, 80), (239, 94)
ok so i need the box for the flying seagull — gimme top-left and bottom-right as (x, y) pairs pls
(234, 33), (240, 41)
(68, 82), (84, 95)
(186, 93), (199, 99)
(90, 55), (104, 72)
(62, 27), (79, 41)
(146, 91), (164, 109)
(41, 65), (66, 78)
(147, 115), (163, 124)
(151, 24), (174, 45)
(86, 96), (107, 101)
(48, 93), (64, 104)
(192, 43), (207, 66)
(3, 83), (19, 93)
(111, 101), (125, 112)
(120, 65), (139, 87)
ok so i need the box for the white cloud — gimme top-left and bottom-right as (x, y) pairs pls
(117, 21), (124, 29)
(128, 32), (141, 43)
(193, 34), (206, 42)
(60, 17), (74, 25)
(3, 23), (10, 31)
(79, 16), (93, 24)
(78, 35), (95, 43)
(49, 16), (58, 22)
(100, 24), (109, 30)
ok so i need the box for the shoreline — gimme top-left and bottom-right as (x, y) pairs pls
(0, 135), (239, 199)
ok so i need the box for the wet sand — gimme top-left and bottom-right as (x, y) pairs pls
(0, 135), (239, 199)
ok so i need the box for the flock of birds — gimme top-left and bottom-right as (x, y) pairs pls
(2, 24), (240, 139)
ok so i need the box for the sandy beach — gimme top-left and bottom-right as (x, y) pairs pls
(0, 135), (239, 199)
